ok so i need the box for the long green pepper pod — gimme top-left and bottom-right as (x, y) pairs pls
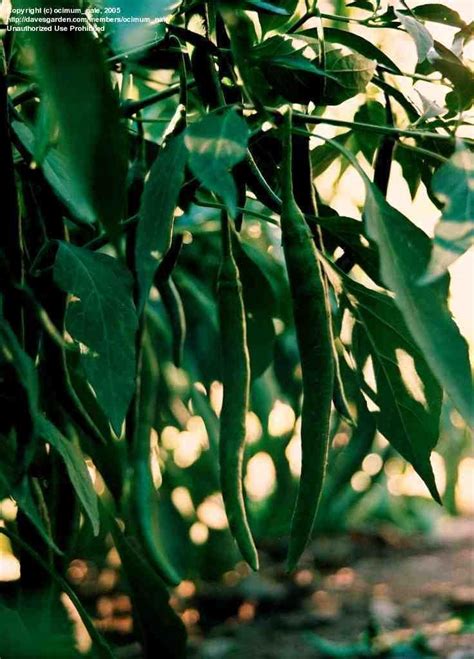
(217, 212), (259, 571)
(280, 111), (335, 571)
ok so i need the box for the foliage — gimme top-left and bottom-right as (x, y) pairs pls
(0, 0), (472, 656)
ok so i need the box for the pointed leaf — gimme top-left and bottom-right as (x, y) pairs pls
(364, 180), (473, 426)
(343, 275), (442, 500)
(410, 4), (465, 29)
(184, 109), (249, 217)
(322, 27), (402, 74)
(37, 417), (99, 535)
(260, 0), (298, 33)
(53, 243), (137, 434)
(135, 134), (187, 312)
(0, 470), (61, 554)
(18, 0), (127, 237)
(327, 137), (473, 426)
(395, 9), (434, 62)
(322, 50), (376, 105)
(254, 36), (339, 77)
(424, 142), (474, 281)
(12, 121), (95, 224)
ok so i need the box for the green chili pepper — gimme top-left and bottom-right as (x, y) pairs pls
(217, 211), (259, 571)
(280, 111), (334, 571)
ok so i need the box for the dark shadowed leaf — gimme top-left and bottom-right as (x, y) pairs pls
(12, 121), (94, 224)
(37, 417), (99, 535)
(342, 274), (443, 501)
(322, 49), (376, 105)
(353, 100), (386, 162)
(322, 28), (402, 74)
(311, 132), (355, 178)
(259, 0), (298, 33)
(53, 243), (137, 434)
(0, 602), (35, 659)
(395, 144), (424, 200)
(347, 0), (375, 9)
(18, 0), (127, 238)
(184, 109), (249, 217)
(317, 215), (381, 285)
(0, 468), (61, 554)
(135, 134), (188, 312)
(327, 138), (473, 426)
(410, 4), (466, 28)
(254, 35), (335, 76)
(363, 179), (473, 426)
(423, 142), (474, 282)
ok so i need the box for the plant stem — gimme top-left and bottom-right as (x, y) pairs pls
(288, 111), (471, 143)
(195, 200), (280, 226)
(121, 80), (196, 117)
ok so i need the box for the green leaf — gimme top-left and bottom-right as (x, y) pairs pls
(327, 137), (473, 426)
(317, 215), (381, 285)
(395, 144), (423, 200)
(322, 49), (376, 105)
(347, 0), (375, 9)
(254, 35), (336, 76)
(395, 9), (434, 62)
(0, 602), (35, 659)
(410, 4), (466, 28)
(98, 0), (173, 52)
(184, 109), (249, 217)
(259, 0), (298, 33)
(0, 599), (80, 659)
(135, 134), (188, 312)
(423, 142), (474, 282)
(427, 43), (474, 111)
(254, 34), (338, 104)
(18, 0), (127, 238)
(108, 514), (187, 659)
(0, 469), (61, 554)
(322, 27), (402, 74)
(363, 179), (473, 427)
(53, 243), (137, 434)
(244, 0), (290, 15)
(311, 131), (353, 177)
(12, 121), (95, 224)
(353, 100), (386, 163)
(342, 275), (442, 501)
(37, 417), (99, 535)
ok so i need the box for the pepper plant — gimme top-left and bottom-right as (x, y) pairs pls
(0, 0), (473, 656)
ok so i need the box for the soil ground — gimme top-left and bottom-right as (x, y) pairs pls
(186, 517), (474, 658)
